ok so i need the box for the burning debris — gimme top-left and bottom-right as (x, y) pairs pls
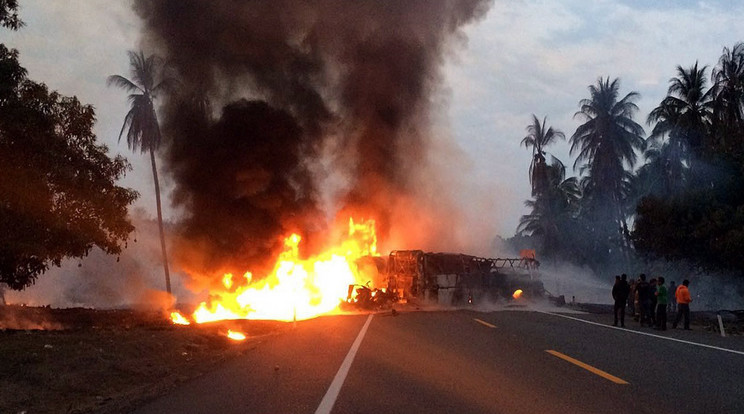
(225, 330), (247, 341)
(169, 217), (543, 329)
(170, 218), (381, 325)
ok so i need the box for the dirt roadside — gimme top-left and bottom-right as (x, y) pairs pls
(0, 306), (289, 414)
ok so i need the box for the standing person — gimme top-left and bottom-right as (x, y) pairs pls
(633, 281), (641, 321)
(672, 279), (693, 330)
(654, 277), (668, 330)
(612, 274), (630, 327)
(648, 278), (658, 327)
(627, 278), (636, 314)
(668, 280), (677, 313)
(636, 274), (651, 326)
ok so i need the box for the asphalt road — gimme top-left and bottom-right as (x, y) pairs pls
(132, 308), (744, 414)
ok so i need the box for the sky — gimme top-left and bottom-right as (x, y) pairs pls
(4, 0), (744, 238)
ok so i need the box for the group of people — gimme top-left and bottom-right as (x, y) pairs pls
(611, 273), (692, 330)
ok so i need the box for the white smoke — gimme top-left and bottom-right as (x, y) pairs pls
(5, 211), (195, 309)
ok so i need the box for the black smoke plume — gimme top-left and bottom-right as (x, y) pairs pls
(133, 0), (493, 279)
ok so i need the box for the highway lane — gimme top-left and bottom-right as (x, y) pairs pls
(334, 310), (637, 414)
(132, 314), (371, 414)
(478, 310), (744, 414)
(131, 309), (744, 413)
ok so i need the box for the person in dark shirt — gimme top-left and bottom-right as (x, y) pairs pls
(636, 273), (652, 327)
(612, 274), (630, 327)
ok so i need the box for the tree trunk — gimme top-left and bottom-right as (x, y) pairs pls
(150, 148), (172, 294)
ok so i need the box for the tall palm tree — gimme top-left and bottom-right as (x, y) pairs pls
(518, 157), (581, 260)
(647, 62), (712, 189)
(648, 63), (712, 157)
(711, 42), (744, 153)
(570, 77), (645, 257)
(108, 51), (173, 294)
(521, 114), (565, 197)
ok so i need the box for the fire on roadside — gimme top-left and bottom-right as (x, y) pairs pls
(226, 330), (247, 341)
(512, 289), (523, 299)
(170, 311), (191, 325)
(170, 218), (379, 328)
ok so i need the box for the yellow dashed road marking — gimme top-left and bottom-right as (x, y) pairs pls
(546, 350), (629, 385)
(474, 318), (496, 329)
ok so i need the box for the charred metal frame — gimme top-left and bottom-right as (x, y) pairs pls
(385, 250), (542, 305)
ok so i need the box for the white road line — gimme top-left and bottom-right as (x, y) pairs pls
(537, 310), (744, 356)
(315, 314), (374, 414)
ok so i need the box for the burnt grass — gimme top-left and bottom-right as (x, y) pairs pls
(0, 306), (289, 414)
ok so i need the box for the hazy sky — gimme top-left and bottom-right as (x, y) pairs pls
(4, 0), (744, 237)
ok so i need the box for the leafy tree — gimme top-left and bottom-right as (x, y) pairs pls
(0, 0), (23, 30)
(521, 114), (565, 197)
(0, 45), (137, 289)
(633, 45), (744, 275)
(108, 51), (174, 293)
(570, 77), (645, 263)
(633, 178), (744, 274)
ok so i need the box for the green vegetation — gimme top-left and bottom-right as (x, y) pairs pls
(514, 42), (744, 277)
(0, 3), (137, 289)
(0, 44), (137, 289)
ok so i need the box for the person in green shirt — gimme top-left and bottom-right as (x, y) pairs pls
(655, 276), (668, 330)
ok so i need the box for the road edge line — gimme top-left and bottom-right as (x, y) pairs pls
(537, 310), (744, 356)
(315, 314), (374, 414)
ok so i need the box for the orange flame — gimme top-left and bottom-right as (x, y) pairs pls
(184, 218), (379, 323)
(226, 330), (247, 341)
(512, 289), (523, 299)
(170, 311), (191, 325)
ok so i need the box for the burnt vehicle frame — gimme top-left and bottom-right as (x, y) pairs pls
(350, 250), (543, 307)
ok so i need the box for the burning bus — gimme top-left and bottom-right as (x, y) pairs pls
(349, 250), (544, 308)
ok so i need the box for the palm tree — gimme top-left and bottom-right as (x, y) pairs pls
(647, 62), (712, 189)
(631, 139), (685, 202)
(108, 51), (173, 294)
(711, 42), (744, 153)
(648, 63), (712, 157)
(518, 157), (581, 260)
(521, 114), (565, 197)
(570, 77), (645, 259)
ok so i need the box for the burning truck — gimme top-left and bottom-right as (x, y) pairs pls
(347, 250), (544, 308)
(169, 218), (546, 338)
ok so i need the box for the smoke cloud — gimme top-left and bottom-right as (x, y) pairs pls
(132, 0), (494, 280)
(4, 212), (187, 309)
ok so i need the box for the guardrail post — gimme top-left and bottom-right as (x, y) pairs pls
(717, 312), (726, 338)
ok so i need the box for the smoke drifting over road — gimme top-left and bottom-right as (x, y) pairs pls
(133, 0), (493, 279)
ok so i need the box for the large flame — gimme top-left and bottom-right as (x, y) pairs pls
(172, 218), (379, 324)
